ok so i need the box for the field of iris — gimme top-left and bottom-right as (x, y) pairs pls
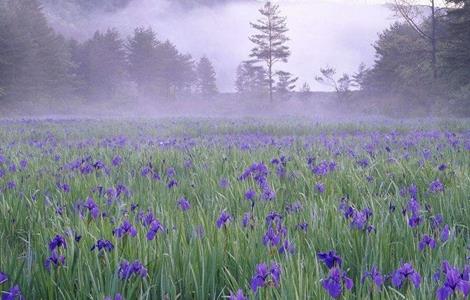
(0, 119), (469, 300)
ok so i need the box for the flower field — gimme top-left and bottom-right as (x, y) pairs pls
(0, 119), (469, 299)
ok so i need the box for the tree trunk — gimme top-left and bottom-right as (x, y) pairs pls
(431, 0), (437, 79)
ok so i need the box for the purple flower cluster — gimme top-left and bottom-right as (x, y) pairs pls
(250, 262), (281, 293)
(339, 199), (374, 232)
(434, 261), (469, 300)
(118, 260), (147, 280)
(113, 220), (137, 238)
(216, 211), (232, 229)
(45, 235), (67, 271)
(239, 162), (275, 201)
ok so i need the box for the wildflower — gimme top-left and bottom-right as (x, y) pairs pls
(1, 285), (24, 300)
(435, 261), (470, 300)
(166, 167), (176, 178)
(265, 211), (283, 225)
(49, 235), (67, 252)
(321, 267), (354, 299)
(315, 182), (325, 193)
(242, 212), (252, 228)
(296, 222), (308, 232)
(350, 208), (373, 231)
(262, 227), (283, 247)
(244, 188), (256, 201)
(0, 271), (8, 284)
(146, 219), (164, 240)
(278, 239), (296, 255)
(177, 197), (191, 212)
(104, 293), (123, 300)
(44, 250), (66, 271)
(391, 263), (421, 289)
(113, 220), (137, 238)
(216, 211), (232, 229)
(6, 181), (16, 190)
(440, 225), (450, 242)
(118, 260), (147, 280)
(229, 289), (247, 300)
(286, 201), (303, 214)
(250, 262), (281, 293)
(418, 235), (436, 251)
(91, 240), (114, 252)
(438, 163), (447, 171)
(167, 179), (178, 189)
(317, 251), (342, 269)
(84, 197), (100, 219)
(112, 155), (122, 166)
(219, 178), (230, 189)
(361, 266), (384, 289)
(429, 179), (445, 193)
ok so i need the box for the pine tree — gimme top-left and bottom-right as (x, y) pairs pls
(74, 29), (127, 98)
(274, 70), (297, 100)
(127, 27), (160, 95)
(196, 56), (218, 98)
(249, 1), (291, 102)
(235, 60), (268, 99)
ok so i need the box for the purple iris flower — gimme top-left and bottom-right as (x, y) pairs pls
(104, 293), (123, 300)
(216, 211), (232, 229)
(286, 201), (303, 214)
(84, 197), (100, 219)
(118, 260), (147, 280)
(391, 263), (421, 289)
(262, 227), (283, 247)
(113, 220), (137, 238)
(429, 179), (445, 193)
(49, 235), (67, 252)
(177, 197), (191, 212)
(296, 222), (308, 232)
(44, 250), (66, 271)
(244, 188), (256, 201)
(265, 211), (283, 225)
(435, 261), (470, 300)
(440, 225), (450, 242)
(242, 212), (252, 228)
(219, 178), (230, 189)
(418, 235), (436, 251)
(91, 240), (114, 252)
(2, 285), (24, 300)
(0, 271), (8, 284)
(167, 179), (178, 189)
(361, 266), (384, 288)
(250, 262), (281, 293)
(278, 239), (296, 255)
(112, 155), (122, 166)
(147, 219), (164, 240)
(315, 182), (325, 193)
(321, 267), (354, 299)
(229, 289), (247, 300)
(317, 251), (342, 269)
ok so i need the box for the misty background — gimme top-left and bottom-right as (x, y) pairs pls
(0, 0), (468, 118)
(42, 0), (393, 92)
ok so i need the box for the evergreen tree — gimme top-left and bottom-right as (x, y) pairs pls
(196, 56), (218, 98)
(73, 29), (127, 98)
(248, 1), (291, 102)
(0, 0), (73, 100)
(235, 60), (268, 99)
(127, 27), (161, 95)
(274, 70), (297, 100)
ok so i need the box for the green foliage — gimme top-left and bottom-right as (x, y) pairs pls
(0, 119), (468, 299)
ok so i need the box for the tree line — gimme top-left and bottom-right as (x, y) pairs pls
(0, 0), (218, 102)
(1, 0), (469, 115)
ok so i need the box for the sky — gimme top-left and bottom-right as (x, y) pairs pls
(48, 0), (400, 92)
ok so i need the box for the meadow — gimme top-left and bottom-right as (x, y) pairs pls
(0, 118), (469, 300)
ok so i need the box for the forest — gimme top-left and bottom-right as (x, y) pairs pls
(0, 0), (469, 116)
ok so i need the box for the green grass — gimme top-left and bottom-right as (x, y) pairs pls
(0, 118), (469, 299)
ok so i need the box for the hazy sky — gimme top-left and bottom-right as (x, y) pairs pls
(48, 0), (399, 92)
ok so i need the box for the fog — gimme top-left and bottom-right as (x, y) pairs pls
(45, 0), (393, 92)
